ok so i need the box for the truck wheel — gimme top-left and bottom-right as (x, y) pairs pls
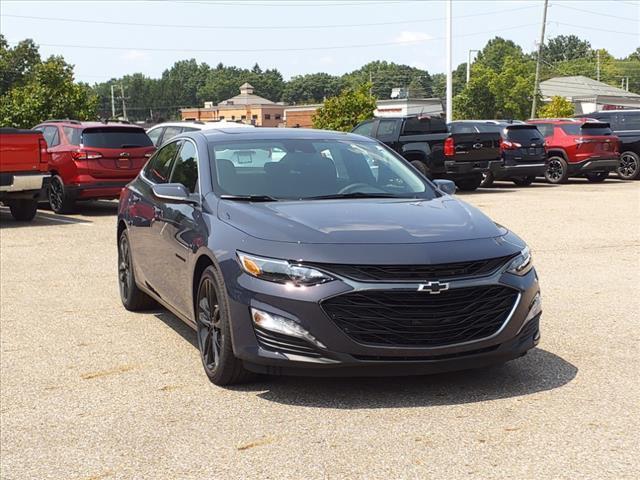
(48, 175), (75, 214)
(455, 174), (482, 192)
(410, 160), (431, 178)
(545, 156), (569, 184)
(480, 172), (495, 188)
(512, 176), (536, 186)
(585, 171), (609, 183)
(618, 151), (640, 180)
(8, 199), (38, 221)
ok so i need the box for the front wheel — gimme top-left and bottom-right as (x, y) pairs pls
(618, 151), (640, 180)
(455, 174), (483, 192)
(585, 171), (609, 183)
(196, 266), (253, 386)
(512, 176), (536, 187)
(545, 156), (569, 184)
(8, 199), (38, 221)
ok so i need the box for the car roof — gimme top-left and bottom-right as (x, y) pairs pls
(198, 127), (369, 142)
(148, 120), (254, 130)
(40, 120), (144, 129)
(527, 118), (585, 124)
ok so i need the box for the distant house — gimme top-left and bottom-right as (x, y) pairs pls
(540, 76), (640, 114)
(180, 83), (285, 127)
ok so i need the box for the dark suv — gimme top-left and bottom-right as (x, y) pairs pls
(449, 121), (547, 187)
(117, 128), (541, 385)
(574, 110), (640, 180)
(33, 120), (155, 213)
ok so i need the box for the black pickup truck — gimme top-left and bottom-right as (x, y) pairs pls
(352, 115), (502, 191)
(575, 110), (640, 180)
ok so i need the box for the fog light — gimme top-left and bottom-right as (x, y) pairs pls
(525, 292), (542, 322)
(251, 308), (326, 348)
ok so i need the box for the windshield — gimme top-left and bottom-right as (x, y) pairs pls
(82, 127), (153, 148)
(506, 126), (545, 143)
(209, 138), (436, 200)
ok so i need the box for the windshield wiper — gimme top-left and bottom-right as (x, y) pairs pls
(306, 192), (406, 200)
(220, 194), (278, 202)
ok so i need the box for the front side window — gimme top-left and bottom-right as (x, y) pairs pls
(209, 138), (436, 200)
(170, 141), (198, 193)
(352, 120), (375, 137)
(144, 141), (181, 184)
(41, 126), (59, 147)
(147, 127), (164, 146)
(533, 123), (554, 137)
(160, 126), (183, 143)
(619, 113), (640, 131)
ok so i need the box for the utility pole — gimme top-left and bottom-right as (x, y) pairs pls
(369, 70), (373, 98)
(119, 84), (128, 121)
(531, 0), (548, 119)
(596, 50), (600, 82)
(467, 49), (479, 83)
(445, 0), (452, 123)
(110, 84), (116, 118)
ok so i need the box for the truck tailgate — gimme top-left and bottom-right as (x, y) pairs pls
(451, 132), (501, 162)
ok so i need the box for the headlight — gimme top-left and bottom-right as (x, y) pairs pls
(506, 246), (533, 276)
(237, 251), (334, 286)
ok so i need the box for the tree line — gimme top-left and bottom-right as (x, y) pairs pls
(1, 33), (638, 128)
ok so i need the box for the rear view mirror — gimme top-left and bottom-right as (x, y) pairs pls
(152, 183), (197, 204)
(433, 179), (456, 195)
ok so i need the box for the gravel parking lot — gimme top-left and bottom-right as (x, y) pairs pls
(1, 179), (639, 479)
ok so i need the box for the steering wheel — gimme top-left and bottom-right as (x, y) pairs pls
(338, 183), (382, 194)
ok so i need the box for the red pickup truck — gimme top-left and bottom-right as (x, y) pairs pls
(0, 128), (50, 221)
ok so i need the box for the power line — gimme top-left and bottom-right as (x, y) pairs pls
(5, 23), (540, 54)
(553, 22), (638, 36)
(174, 0), (409, 6)
(554, 3), (640, 22)
(0, 5), (539, 31)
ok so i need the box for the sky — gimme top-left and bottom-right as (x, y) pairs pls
(1, 0), (638, 84)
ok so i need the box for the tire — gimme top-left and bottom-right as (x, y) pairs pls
(544, 156), (569, 184)
(48, 175), (75, 214)
(410, 160), (430, 178)
(195, 266), (253, 386)
(118, 230), (157, 311)
(512, 176), (536, 187)
(618, 151), (640, 180)
(585, 171), (609, 183)
(455, 174), (483, 192)
(480, 171), (495, 188)
(8, 199), (38, 221)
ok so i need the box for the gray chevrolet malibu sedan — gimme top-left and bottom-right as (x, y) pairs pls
(117, 128), (541, 385)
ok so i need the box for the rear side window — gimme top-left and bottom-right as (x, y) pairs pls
(161, 126), (183, 143)
(145, 141), (181, 184)
(146, 127), (164, 146)
(82, 127), (153, 148)
(63, 127), (81, 145)
(618, 113), (640, 131)
(506, 126), (545, 143)
(376, 119), (397, 137)
(560, 124), (612, 136)
(402, 117), (447, 135)
(449, 123), (480, 134)
(170, 141), (198, 193)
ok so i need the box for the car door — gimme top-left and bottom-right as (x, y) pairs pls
(158, 139), (206, 317)
(127, 140), (182, 298)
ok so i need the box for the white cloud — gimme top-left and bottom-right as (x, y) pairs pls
(121, 50), (150, 61)
(393, 31), (432, 45)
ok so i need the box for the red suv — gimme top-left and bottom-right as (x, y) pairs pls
(33, 120), (155, 213)
(527, 119), (620, 184)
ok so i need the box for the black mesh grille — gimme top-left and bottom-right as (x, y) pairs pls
(254, 326), (323, 358)
(307, 256), (513, 282)
(322, 285), (518, 347)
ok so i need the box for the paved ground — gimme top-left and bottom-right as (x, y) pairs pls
(1, 178), (639, 480)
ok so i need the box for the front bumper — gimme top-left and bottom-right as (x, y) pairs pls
(568, 157), (620, 175)
(224, 261), (541, 377)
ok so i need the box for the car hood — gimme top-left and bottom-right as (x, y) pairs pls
(217, 197), (505, 244)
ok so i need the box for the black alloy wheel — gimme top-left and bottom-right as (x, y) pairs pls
(197, 276), (223, 376)
(618, 152), (640, 180)
(48, 175), (74, 214)
(118, 230), (156, 311)
(545, 156), (568, 184)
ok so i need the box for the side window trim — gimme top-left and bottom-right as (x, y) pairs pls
(141, 139), (182, 185)
(168, 138), (200, 197)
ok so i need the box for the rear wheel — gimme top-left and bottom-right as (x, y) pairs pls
(618, 151), (640, 180)
(48, 175), (75, 214)
(512, 176), (536, 186)
(545, 156), (569, 184)
(480, 171), (495, 188)
(8, 199), (38, 221)
(455, 174), (483, 192)
(196, 266), (253, 386)
(410, 160), (431, 178)
(118, 230), (157, 311)
(585, 171), (609, 183)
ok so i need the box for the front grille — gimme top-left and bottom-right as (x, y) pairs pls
(254, 326), (323, 358)
(322, 285), (518, 347)
(307, 256), (513, 282)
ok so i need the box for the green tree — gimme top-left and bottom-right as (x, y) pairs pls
(537, 96), (575, 118)
(0, 55), (98, 128)
(312, 83), (376, 132)
(343, 61), (432, 99)
(475, 37), (525, 72)
(0, 35), (41, 96)
(282, 73), (345, 104)
(453, 65), (497, 119)
(541, 35), (591, 63)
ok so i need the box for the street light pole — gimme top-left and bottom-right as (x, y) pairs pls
(445, 0), (452, 123)
(467, 49), (479, 83)
(531, 0), (549, 119)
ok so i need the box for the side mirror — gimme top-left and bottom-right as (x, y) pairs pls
(152, 183), (197, 204)
(433, 179), (456, 195)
